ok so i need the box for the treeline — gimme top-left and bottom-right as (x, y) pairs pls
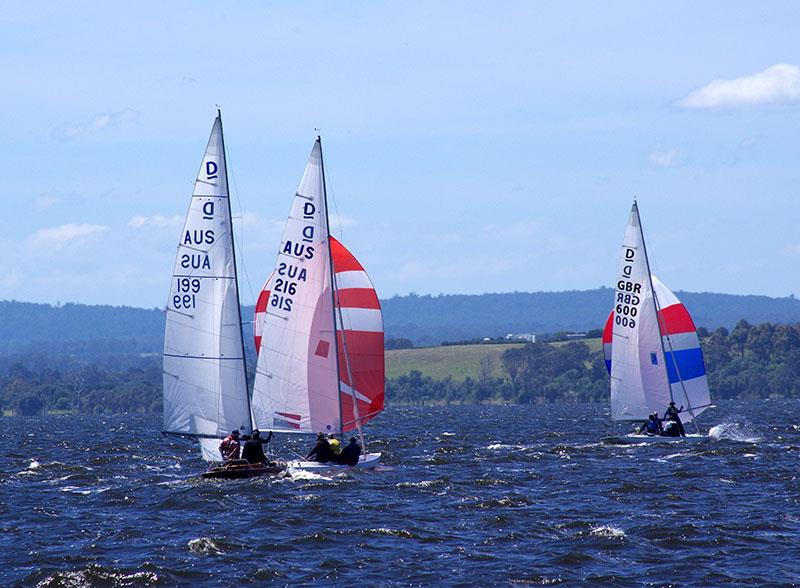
(387, 321), (800, 405)
(4, 320), (800, 414)
(1, 362), (162, 416)
(386, 342), (607, 405)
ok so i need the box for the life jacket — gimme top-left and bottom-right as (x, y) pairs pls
(329, 438), (341, 455)
(645, 420), (659, 434)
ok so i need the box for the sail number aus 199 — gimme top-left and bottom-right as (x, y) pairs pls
(172, 278), (200, 310)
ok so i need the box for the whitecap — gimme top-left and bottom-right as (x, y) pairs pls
(188, 537), (224, 555)
(708, 422), (762, 443)
(284, 467), (340, 481)
(396, 479), (440, 489)
(590, 525), (626, 539)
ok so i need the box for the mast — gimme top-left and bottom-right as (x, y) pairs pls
(633, 200), (674, 405)
(318, 135), (346, 438)
(217, 108), (253, 433)
(318, 136), (367, 453)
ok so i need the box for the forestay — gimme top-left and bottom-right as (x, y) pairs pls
(162, 116), (251, 460)
(602, 275), (711, 422)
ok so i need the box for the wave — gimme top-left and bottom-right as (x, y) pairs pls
(708, 422), (762, 443)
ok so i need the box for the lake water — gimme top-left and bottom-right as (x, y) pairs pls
(2, 401), (799, 586)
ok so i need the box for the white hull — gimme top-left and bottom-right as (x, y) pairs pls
(287, 452), (381, 472)
(603, 433), (708, 445)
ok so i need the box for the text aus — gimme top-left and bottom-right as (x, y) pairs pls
(271, 201), (317, 313)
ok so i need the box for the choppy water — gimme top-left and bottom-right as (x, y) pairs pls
(2, 401), (800, 586)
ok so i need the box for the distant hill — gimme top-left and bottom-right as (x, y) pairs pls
(380, 289), (800, 346)
(2, 288), (800, 353)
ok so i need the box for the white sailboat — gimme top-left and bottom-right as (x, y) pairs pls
(251, 137), (384, 470)
(162, 111), (253, 462)
(602, 201), (712, 442)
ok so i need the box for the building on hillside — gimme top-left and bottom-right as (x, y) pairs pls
(505, 333), (536, 343)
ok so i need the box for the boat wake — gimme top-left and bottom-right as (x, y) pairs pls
(284, 467), (344, 482)
(708, 422), (761, 443)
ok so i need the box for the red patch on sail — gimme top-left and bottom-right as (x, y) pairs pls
(315, 340), (330, 358)
(275, 412), (302, 429)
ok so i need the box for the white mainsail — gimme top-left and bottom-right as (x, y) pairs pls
(251, 139), (342, 435)
(162, 114), (251, 460)
(609, 202), (672, 421)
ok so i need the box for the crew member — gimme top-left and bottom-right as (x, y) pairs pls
(306, 432), (335, 463)
(637, 413), (663, 436)
(241, 429), (274, 465)
(337, 437), (362, 466)
(663, 402), (687, 437)
(219, 430), (241, 460)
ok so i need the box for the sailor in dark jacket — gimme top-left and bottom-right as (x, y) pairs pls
(637, 413), (663, 436)
(663, 402), (687, 437)
(306, 432), (335, 463)
(241, 429), (273, 464)
(337, 437), (362, 466)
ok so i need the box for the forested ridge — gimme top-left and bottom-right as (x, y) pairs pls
(3, 288), (800, 350)
(3, 320), (800, 415)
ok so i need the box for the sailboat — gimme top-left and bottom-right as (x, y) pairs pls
(162, 111), (280, 476)
(602, 201), (712, 442)
(250, 137), (384, 471)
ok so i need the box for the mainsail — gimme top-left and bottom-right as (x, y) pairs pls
(251, 139), (384, 436)
(603, 202), (711, 423)
(162, 114), (251, 460)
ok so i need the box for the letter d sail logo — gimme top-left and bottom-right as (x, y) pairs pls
(206, 161), (218, 179)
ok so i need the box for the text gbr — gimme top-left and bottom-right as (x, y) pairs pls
(615, 247), (642, 329)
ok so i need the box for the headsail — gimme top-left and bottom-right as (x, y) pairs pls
(162, 115), (251, 460)
(604, 202), (710, 422)
(251, 140), (385, 435)
(602, 276), (711, 422)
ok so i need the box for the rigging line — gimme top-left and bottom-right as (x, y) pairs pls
(225, 138), (258, 308)
(321, 146), (346, 241)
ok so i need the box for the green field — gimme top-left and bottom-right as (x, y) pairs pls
(386, 339), (602, 382)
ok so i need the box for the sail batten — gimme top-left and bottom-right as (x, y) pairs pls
(162, 115), (251, 460)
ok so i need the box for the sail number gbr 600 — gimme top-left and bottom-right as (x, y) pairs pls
(615, 281), (642, 329)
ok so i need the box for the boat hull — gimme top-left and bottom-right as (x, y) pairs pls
(602, 433), (708, 445)
(201, 460), (286, 479)
(287, 452), (381, 472)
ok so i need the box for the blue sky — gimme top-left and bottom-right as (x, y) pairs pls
(2, 2), (799, 308)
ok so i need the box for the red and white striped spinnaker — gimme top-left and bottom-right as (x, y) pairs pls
(251, 139), (384, 435)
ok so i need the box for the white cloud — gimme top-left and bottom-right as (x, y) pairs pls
(27, 223), (110, 250)
(55, 108), (139, 138)
(128, 214), (183, 229)
(648, 148), (679, 167)
(679, 63), (800, 109)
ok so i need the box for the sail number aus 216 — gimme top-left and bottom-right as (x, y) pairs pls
(271, 201), (316, 313)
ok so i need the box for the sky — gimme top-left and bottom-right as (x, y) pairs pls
(1, 1), (799, 309)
